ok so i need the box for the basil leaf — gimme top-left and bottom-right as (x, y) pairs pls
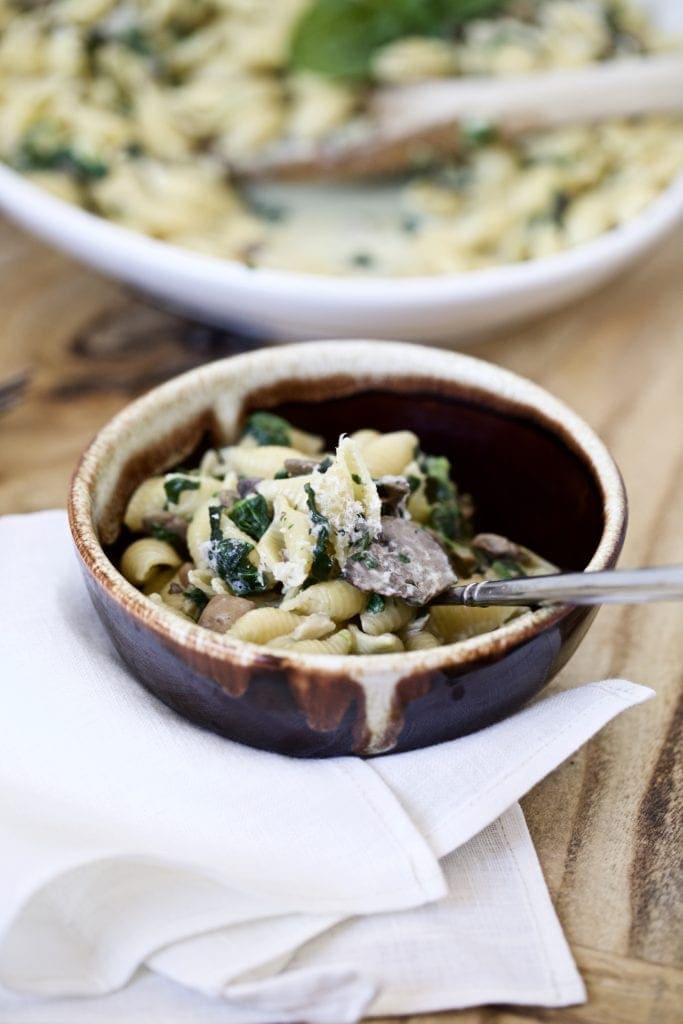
(289, 0), (507, 81)
(228, 493), (272, 541)
(164, 475), (200, 505)
(243, 411), (292, 447)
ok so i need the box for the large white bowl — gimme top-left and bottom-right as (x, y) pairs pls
(1, 0), (681, 344)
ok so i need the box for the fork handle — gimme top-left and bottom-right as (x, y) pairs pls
(439, 565), (683, 607)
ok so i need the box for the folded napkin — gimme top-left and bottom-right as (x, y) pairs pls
(0, 512), (653, 1023)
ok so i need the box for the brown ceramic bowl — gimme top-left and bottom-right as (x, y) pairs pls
(68, 340), (626, 757)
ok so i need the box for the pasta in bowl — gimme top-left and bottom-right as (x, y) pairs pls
(69, 340), (626, 756)
(0, 0), (682, 340)
(1, 0), (681, 277)
(118, 414), (559, 656)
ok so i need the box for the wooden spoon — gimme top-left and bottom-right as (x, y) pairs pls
(233, 53), (683, 181)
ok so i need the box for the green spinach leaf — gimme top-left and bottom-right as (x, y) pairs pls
(14, 124), (108, 180)
(164, 475), (200, 505)
(207, 505), (267, 596)
(420, 453), (467, 542)
(304, 483), (334, 583)
(228, 493), (272, 540)
(243, 411), (292, 447)
(149, 522), (186, 553)
(490, 557), (525, 579)
(184, 587), (210, 612)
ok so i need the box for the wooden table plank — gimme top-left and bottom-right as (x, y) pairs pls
(1, 215), (681, 1023)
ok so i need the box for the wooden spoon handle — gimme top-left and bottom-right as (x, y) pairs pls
(374, 54), (683, 136)
(236, 53), (683, 181)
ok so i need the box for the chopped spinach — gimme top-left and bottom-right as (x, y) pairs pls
(118, 27), (155, 55)
(551, 189), (570, 225)
(273, 468), (290, 479)
(318, 456), (334, 473)
(400, 214), (421, 234)
(398, 552), (411, 564)
(304, 483), (334, 583)
(350, 252), (374, 268)
(211, 538), (267, 596)
(420, 455), (454, 503)
(289, 0), (507, 81)
(530, 189), (571, 228)
(434, 164), (472, 192)
(13, 124), (108, 181)
(248, 199), (288, 223)
(462, 119), (497, 148)
(228, 493), (272, 541)
(206, 505), (267, 596)
(208, 503), (224, 543)
(429, 501), (463, 540)
(184, 587), (209, 612)
(420, 454), (468, 542)
(164, 475), (200, 505)
(149, 522), (186, 553)
(124, 141), (145, 158)
(349, 532), (371, 559)
(406, 474), (421, 493)
(366, 593), (386, 614)
(351, 473), (362, 485)
(243, 411), (292, 447)
(490, 557), (525, 579)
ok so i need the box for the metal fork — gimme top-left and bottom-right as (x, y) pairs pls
(438, 565), (683, 607)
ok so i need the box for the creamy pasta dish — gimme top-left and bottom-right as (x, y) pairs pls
(2, 0), (681, 276)
(119, 411), (556, 655)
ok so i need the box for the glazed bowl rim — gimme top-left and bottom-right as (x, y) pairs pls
(68, 339), (627, 681)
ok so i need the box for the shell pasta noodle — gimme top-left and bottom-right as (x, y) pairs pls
(118, 409), (558, 655)
(1, 1), (682, 277)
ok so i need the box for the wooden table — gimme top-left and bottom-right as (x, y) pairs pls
(1, 215), (681, 1024)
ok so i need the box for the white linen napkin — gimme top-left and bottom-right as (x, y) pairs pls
(0, 512), (654, 1022)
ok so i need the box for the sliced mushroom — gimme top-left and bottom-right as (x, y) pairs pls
(142, 511), (188, 541)
(177, 562), (193, 588)
(236, 477), (262, 498)
(198, 594), (255, 633)
(284, 457), (320, 477)
(471, 533), (521, 560)
(219, 487), (239, 506)
(343, 517), (457, 606)
(376, 475), (411, 515)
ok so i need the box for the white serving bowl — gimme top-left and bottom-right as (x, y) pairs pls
(1, 0), (681, 344)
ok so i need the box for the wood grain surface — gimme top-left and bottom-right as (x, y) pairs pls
(1, 215), (681, 1024)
